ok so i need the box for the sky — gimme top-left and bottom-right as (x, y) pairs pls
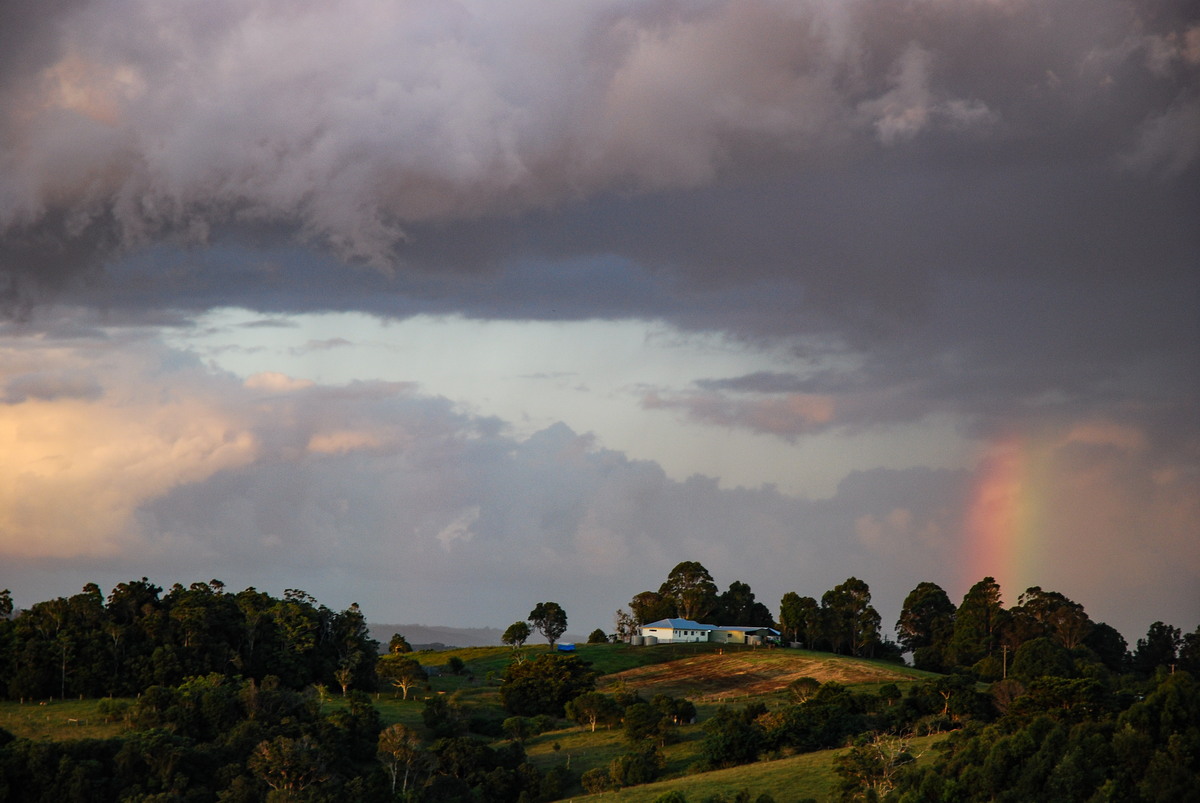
(1, 0), (1197, 645)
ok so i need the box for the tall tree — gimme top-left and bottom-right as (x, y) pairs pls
(949, 576), (1007, 668)
(629, 591), (674, 625)
(613, 609), (636, 642)
(528, 602), (568, 648)
(1083, 622), (1129, 674)
(378, 723), (426, 796)
(1133, 621), (1182, 675)
(895, 581), (956, 671)
(714, 581), (774, 627)
(1008, 586), (1093, 650)
(658, 561), (718, 621)
(779, 593), (821, 647)
(822, 577), (881, 657)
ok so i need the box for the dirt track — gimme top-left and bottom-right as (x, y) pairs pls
(599, 651), (913, 701)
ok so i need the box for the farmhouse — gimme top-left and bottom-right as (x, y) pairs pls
(637, 618), (780, 645)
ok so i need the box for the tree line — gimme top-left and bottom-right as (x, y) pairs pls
(0, 580), (378, 701)
(618, 562), (1200, 681)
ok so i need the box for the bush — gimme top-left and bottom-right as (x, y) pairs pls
(609, 746), (664, 787)
(697, 706), (765, 770)
(580, 767), (611, 794)
(499, 654), (598, 717)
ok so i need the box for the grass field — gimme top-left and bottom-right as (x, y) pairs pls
(599, 646), (932, 702)
(568, 733), (947, 803)
(0, 697), (131, 741)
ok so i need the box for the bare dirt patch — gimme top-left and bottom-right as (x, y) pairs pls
(599, 650), (913, 701)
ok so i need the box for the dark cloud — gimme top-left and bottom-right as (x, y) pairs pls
(1, 0), (1195, 315)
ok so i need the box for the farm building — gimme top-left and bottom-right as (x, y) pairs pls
(637, 618), (780, 645)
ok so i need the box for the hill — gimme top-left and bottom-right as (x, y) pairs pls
(600, 646), (927, 701)
(368, 622), (505, 649)
(368, 622), (589, 650)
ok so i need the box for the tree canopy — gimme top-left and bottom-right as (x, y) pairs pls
(527, 602), (568, 648)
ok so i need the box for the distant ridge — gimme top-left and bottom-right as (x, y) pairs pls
(368, 623), (588, 651)
(368, 623), (503, 651)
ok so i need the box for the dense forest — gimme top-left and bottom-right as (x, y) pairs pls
(0, 569), (1197, 801)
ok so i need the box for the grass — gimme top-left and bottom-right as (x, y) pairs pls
(569, 733), (947, 803)
(0, 698), (131, 741)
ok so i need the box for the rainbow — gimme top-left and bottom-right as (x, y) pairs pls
(962, 434), (1051, 601)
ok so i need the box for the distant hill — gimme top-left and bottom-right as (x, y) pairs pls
(368, 623), (588, 651)
(368, 623), (503, 650)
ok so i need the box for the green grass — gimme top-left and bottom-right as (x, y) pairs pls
(0, 698), (131, 741)
(569, 733), (947, 803)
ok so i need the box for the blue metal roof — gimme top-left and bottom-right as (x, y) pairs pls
(641, 618), (714, 630)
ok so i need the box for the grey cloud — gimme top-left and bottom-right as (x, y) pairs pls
(1, 0), (1196, 304)
(3, 370), (103, 403)
(290, 338), (353, 355)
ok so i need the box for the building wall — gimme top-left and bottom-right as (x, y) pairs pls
(710, 629), (748, 644)
(641, 626), (709, 644)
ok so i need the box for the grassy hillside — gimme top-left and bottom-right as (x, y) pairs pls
(0, 698), (131, 741)
(567, 733), (947, 803)
(2, 643), (946, 802)
(598, 645), (933, 701)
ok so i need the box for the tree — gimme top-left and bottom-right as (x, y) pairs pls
(1011, 636), (1075, 682)
(248, 735), (329, 797)
(715, 581), (774, 627)
(1133, 621), (1182, 675)
(388, 632), (413, 653)
(1084, 622), (1129, 674)
(835, 732), (921, 801)
(528, 602), (568, 648)
(334, 665), (354, 696)
(949, 576), (1006, 668)
(1008, 587), (1092, 650)
(659, 561), (718, 621)
(608, 746), (665, 788)
(628, 591), (673, 626)
(1179, 625), (1200, 675)
(565, 692), (622, 732)
(786, 676), (822, 704)
(502, 620), (531, 661)
(623, 701), (668, 745)
(587, 628), (608, 644)
(378, 722), (425, 795)
(779, 593), (821, 648)
(376, 655), (428, 700)
(822, 578), (881, 657)
(698, 705), (766, 769)
(896, 581), (956, 671)
(614, 609), (636, 642)
(500, 654), (598, 716)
